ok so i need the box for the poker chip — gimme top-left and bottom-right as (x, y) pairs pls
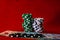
(22, 33), (27, 38)
(24, 21), (31, 24)
(22, 14), (44, 32)
(15, 33), (22, 37)
(34, 18), (44, 25)
(24, 28), (33, 32)
(32, 18), (44, 33)
(9, 34), (16, 37)
(22, 14), (32, 19)
(22, 13), (33, 32)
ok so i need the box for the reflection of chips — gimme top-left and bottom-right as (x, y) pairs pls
(43, 33), (60, 39)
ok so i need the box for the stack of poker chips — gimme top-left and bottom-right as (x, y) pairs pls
(22, 13), (44, 33)
(22, 14), (34, 32)
(9, 13), (44, 38)
(32, 18), (44, 33)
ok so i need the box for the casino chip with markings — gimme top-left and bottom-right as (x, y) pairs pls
(22, 13), (34, 32)
(32, 18), (44, 33)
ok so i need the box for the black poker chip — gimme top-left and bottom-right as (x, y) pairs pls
(9, 32), (45, 38)
(35, 34), (45, 38)
(15, 33), (22, 38)
(21, 33), (27, 38)
(9, 34), (16, 37)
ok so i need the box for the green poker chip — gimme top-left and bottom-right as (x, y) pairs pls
(23, 21), (32, 25)
(22, 14), (26, 18)
(24, 26), (32, 29)
(24, 21), (31, 24)
(24, 29), (33, 32)
(22, 14), (32, 19)
(22, 23), (30, 27)
(22, 23), (32, 28)
(23, 25), (33, 32)
(23, 25), (32, 28)
(22, 13), (34, 32)
(24, 18), (31, 21)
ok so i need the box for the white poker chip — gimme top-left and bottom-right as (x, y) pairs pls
(32, 25), (43, 32)
(33, 25), (38, 28)
(35, 28), (41, 32)
(33, 25), (42, 29)
(34, 18), (43, 21)
(32, 18), (44, 33)
(33, 26), (43, 32)
(34, 18), (43, 24)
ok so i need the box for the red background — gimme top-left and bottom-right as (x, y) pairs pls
(0, 0), (60, 40)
